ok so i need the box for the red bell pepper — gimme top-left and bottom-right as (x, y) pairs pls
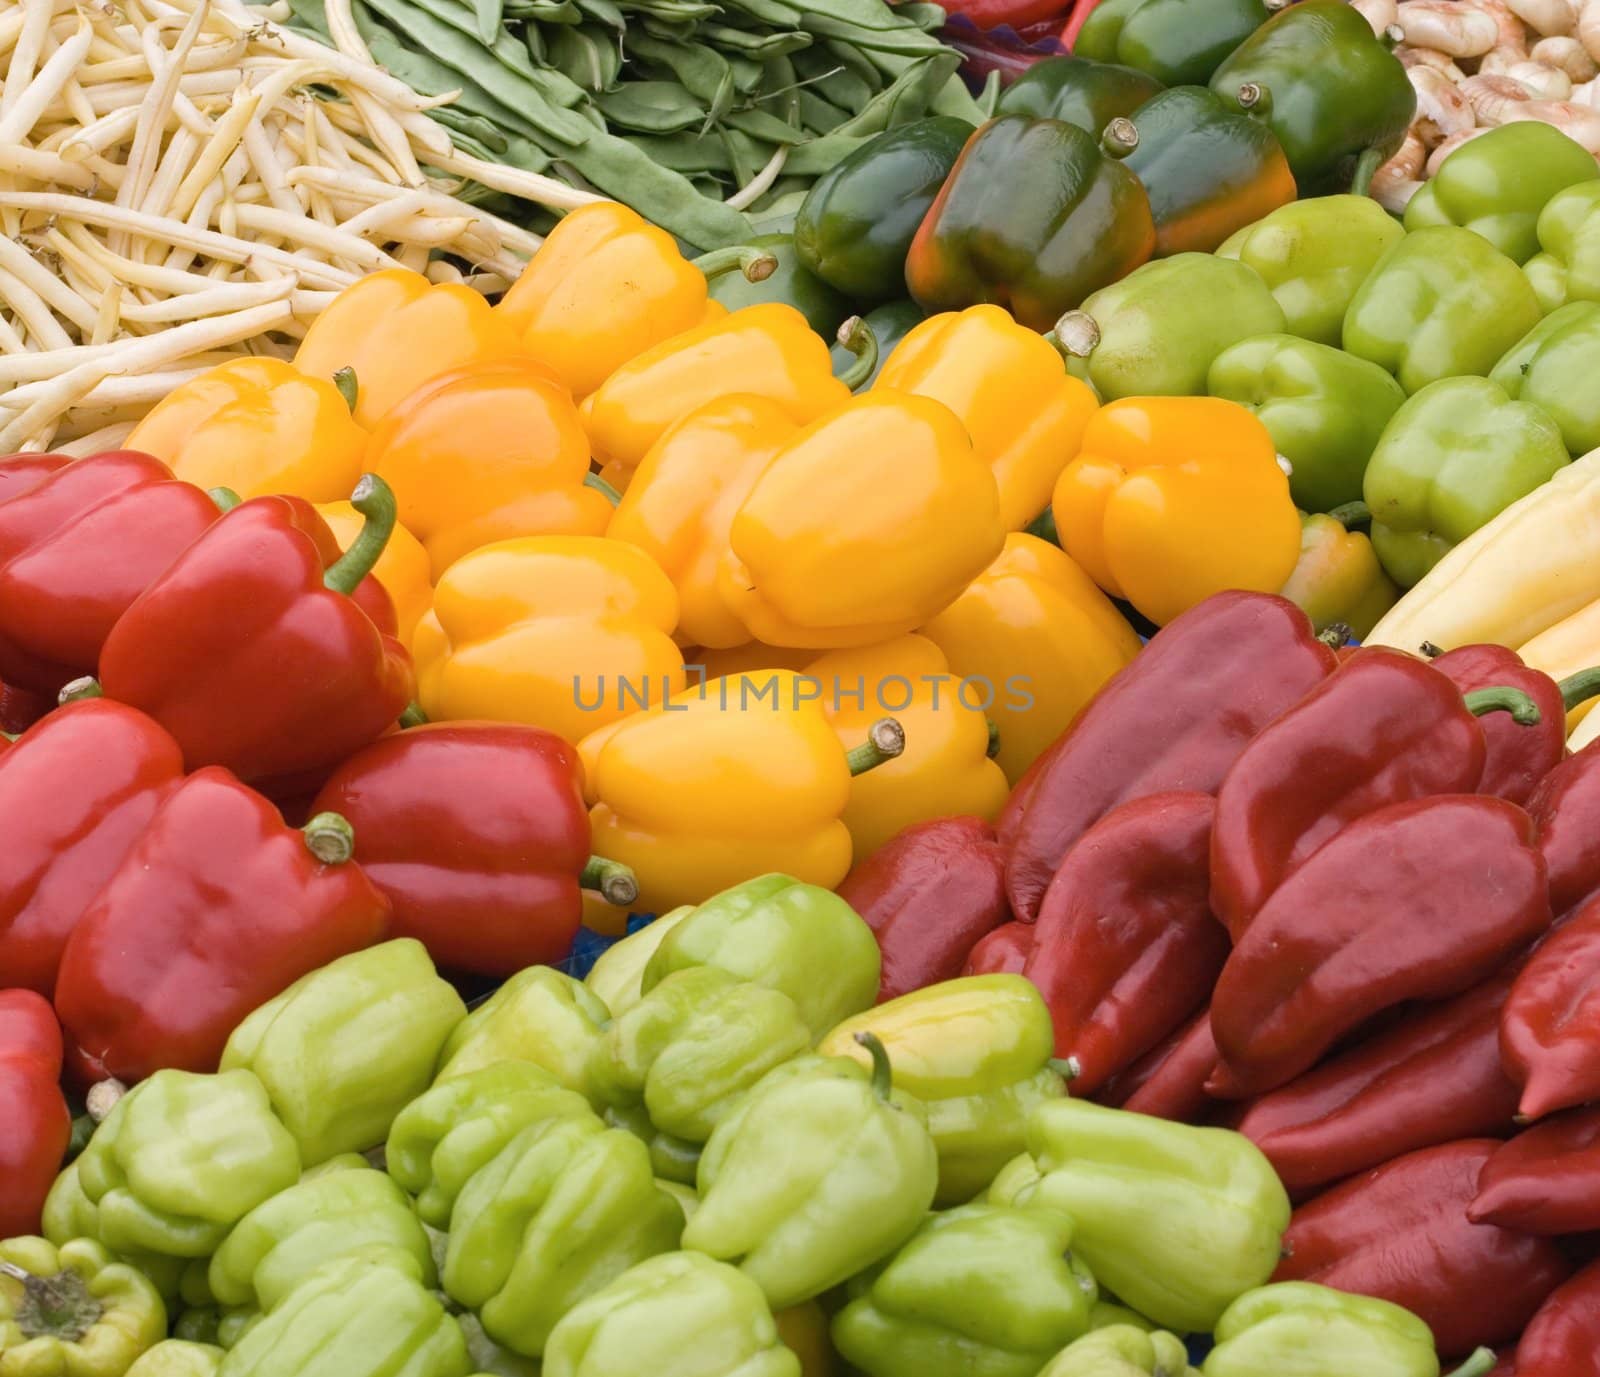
(0, 451), (220, 695)
(96, 475), (414, 788)
(1097, 1005), (1220, 1124)
(1471, 1105), (1600, 1234)
(838, 815), (1010, 1002)
(1500, 891), (1600, 1120)
(0, 700), (186, 995)
(1274, 1140), (1573, 1356)
(0, 453), (67, 500)
(0, 678), (50, 735)
(1230, 970), (1522, 1196)
(53, 766), (391, 1082)
(308, 722), (623, 977)
(0, 989), (71, 1237)
(1208, 795), (1550, 1099)
(1527, 741), (1600, 916)
(1508, 1259), (1600, 1375)
(1209, 647), (1536, 940)
(1002, 591), (1336, 922)
(965, 920), (1034, 976)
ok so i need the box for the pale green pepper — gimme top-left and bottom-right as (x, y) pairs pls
(1040, 1324), (1199, 1377)
(128, 1341), (226, 1376)
(1526, 179), (1600, 310)
(584, 908), (692, 1018)
(434, 967), (609, 1096)
(1203, 1282), (1451, 1377)
(0, 1235), (167, 1376)
(1490, 300), (1600, 455)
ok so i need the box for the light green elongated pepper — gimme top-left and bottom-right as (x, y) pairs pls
(1341, 226), (1543, 394)
(542, 1252), (800, 1377)
(830, 1203), (1098, 1377)
(642, 874), (881, 1039)
(434, 966), (609, 1095)
(1202, 1282), (1444, 1377)
(1056, 253), (1286, 399)
(220, 939), (466, 1166)
(584, 907), (692, 1018)
(1528, 180), (1600, 311)
(75, 1069), (301, 1260)
(1018, 1099), (1290, 1335)
(684, 1036), (939, 1311)
(1490, 300), (1600, 455)
(1039, 1324), (1199, 1377)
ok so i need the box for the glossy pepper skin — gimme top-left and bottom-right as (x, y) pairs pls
(1203, 1283), (1446, 1377)
(437, 965), (610, 1094)
(904, 114), (1156, 333)
(1526, 180), (1600, 312)
(1430, 645), (1570, 804)
(309, 723), (592, 977)
(1471, 1105), (1600, 1233)
(1508, 1260), (1600, 1375)
(315, 499), (432, 647)
(1491, 301), (1600, 458)
(0, 1235), (167, 1375)
(995, 55), (1164, 134)
(1274, 1140), (1572, 1356)
(1041, 1326), (1196, 1377)
(1526, 743), (1600, 915)
(1209, 796), (1550, 1098)
(1002, 590), (1335, 922)
(0, 452), (218, 695)
(1500, 892), (1600, 1119)
(1101, 1006), (1220, 1124)
(818, 975), (1068, 1205)
(1279, 508), (1400, 641)
(0, 992), (70, 1239)
(1052, 397), (1301, 627)
(53, 767), (391, 1083)
(128, 1340), (224, 1375)
(1209, 1), (1415, 194)
(1076, 0), (1272, 86)
(705, 237), (849, 337)
(584, 909), (692, 1019)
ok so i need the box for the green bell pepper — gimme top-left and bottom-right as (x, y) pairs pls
(816, 974), (1068, 1205)
(995, 57), (1165, 136)
(1491, 300), (1600, 455)
(683, 1037), (939, 1310)
(0, 1235), (167, 1376)
(793, 118), (972, 303)
(584, 907), (692, 1018)
(220, 939), (466, 1167)
(1527, 180), (1600, 310)
(1342, 226), (1543, 395)
(542, 1252), (800, 1377)
(830, 1203), (1098, 1376)
(75, 1070), (300, 1261)
(1057, 253), (1285, 399)
(984, 1151), (1044, 1207)
(1278, 506), (1399, 641)
(1018, 1099), (1291, 1334)
(589, 966), (812, 1144)
(41, 1163), (185, 1306)
(830, 301), (924, 388)
(1207, 333), (1405, 511)
(707, 234), (850, 337)
(1403, 122), (1600, 265)
(1076, 0), (1275, 87)
(1039, 1325), (1199, 1377)
(602, 1102), (703, 1186)
(387, 1062), (593, 1229)
(434, 966), (608, 1094)
(642, 874), (880, 1039)
(1217, 195), (1403, 347)
(1202, 1282), (1443, 1377)
(1362, 376), (1570, 587)
(1210, 0), (1415, 195)
(128, 1341), (225, 1376)
(441, 1115), (683, 1357)
(1088, 1301), (1158, 1333)
(458, 1314), (541, 1377)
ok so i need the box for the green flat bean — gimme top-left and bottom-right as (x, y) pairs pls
(593, 80), (707, 132)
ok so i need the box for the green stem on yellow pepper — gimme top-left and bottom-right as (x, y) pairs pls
(1327, 500), (1372, 532)
(582, 855), (640, 907)
(846, 718), (905, 775)
(584, 471), (623, 506)
(1025, 506), (1060, 546)
(302, 811), (356, 865)
(691, 245), (779, 284)
(397, 702), (428, 729)
(1464, 686), (1542, 726)
(208, 487), (242, 513)
(333, 366), (359, 414)
(853, 1031), (894, 1100)
(323, 474), (396, 596)
(1559, 666), (1600, 712)
(986, 719), (1001, 759)
(835, 316), (880, 391)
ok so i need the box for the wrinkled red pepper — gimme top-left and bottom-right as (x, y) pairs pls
(1274, 1139), (1573, 1356)
(964, 919), (1033, 976)
(1209, 795), (1550, 1099)
(1508, 1259), (1600, 1375)
(1002, 591), (1336, 922)
(1097, 1005), (1220, 1124)
(837, 815), (1009, 1002)
(1527, 741), (1600, 916)
(1500, 891), (1600, 1120)
(97, 476), (414, 789)
(54, 767), (391, 1082)
(1471, 1104), (1600, 1234)
(0, 989), (71, 1237)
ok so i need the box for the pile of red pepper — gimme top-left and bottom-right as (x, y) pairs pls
(843, 590), (1600, 1369)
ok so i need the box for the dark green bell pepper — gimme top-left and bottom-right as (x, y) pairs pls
(1076, 0), (1277, 87)
(1491, 300), (1600, 455)
(996, 56), (1165, 136)
(707, 234), (850, 336)
(830, 301), (923, 387)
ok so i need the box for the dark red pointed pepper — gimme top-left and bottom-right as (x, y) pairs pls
(1003, 591), (1336, 922)
(1527, 740), (1600, 917)
(53, 767), (391, 1082)
(1209, 795), (1551, 1099)
(965, 920), (1034, 977)
(1273, 1140), (1573, 1357)
(1500, 891), (1600, 1120)
(1509, 1259), (1600, 1375)
(97, 475), (414, 787)
(1471, 1105), (1600, 1234)
(1097, 1005), (1220, 1124)
(0, 700), (186, 995)
(0, 989), (71, 1237)
(309, 722), (614, 978)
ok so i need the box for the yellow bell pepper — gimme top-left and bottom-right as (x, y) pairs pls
(125, 357), (368, 502)
(805, 634), (1009, 861)
(1051, 396), (1302, 627)
(719, 389), (1006, 649)
(577, 670), (903, 912)
(606, 394), (798, 651)
(689, 643), (817, 678)
(874, 305), (1098, 531)
(293, 268), (521, 430)
(315, 500), (433, 647)
(365, 357), (611, 580)
(413, 534), (684, 743)
(921, 533), (1142, 784)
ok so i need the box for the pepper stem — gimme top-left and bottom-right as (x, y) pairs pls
(1464, 686), (1542, 726)
(1350, 145), (1386, 198)
(1380, 21), (1404, 48)
(1235, 82), (1272, 118)
(854, 1031), (894, 1100)
(1444, 1351), (1497, 1377)
(1558, 667), (1600, 712)
(834, 316), (880, 391)
(323, 474), (396, 596)
(398, 702), (428, 729)
(333, 366), (358, 413)
(1099, 117), (1139, 160)
(1048, 1056), (1081, 1081)
(1316, 623), (1353, 650)
(986, 719), (1001, 759)
(57, 677), (102, 706)
(303, 811), (356, 864)
(1327, 500), (1371, 532)
(1419, 641), (1444, 659)
(208, 487), (242, 513)
(1026, 506), (1060, 546)
(0, 1262), (104, 1343)
(1049, 311), (1100, 360)
(86, 1078), (126, 1123)
(847, 718), (905, 775)
(582, 855), (639, 907)
(584, 471), (622, 506)
(691, 245), (779, 284)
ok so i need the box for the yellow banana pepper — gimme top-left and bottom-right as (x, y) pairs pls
(315, 500), (434, 647)
(293, 268), (521, 430)
(874, 305), (1098, 531)
(1519, 603), (1600, 733)
(805, 634), (1009, 861)
(719, 390), (1006, 648)
(125, 357), (368, 502)
(365, 357), (610, 580)
(413, 534), (684, 743)
(921, 533), (1142, 784)
(1051, 396), (1301, 627)
(577, 670), (903, 912)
